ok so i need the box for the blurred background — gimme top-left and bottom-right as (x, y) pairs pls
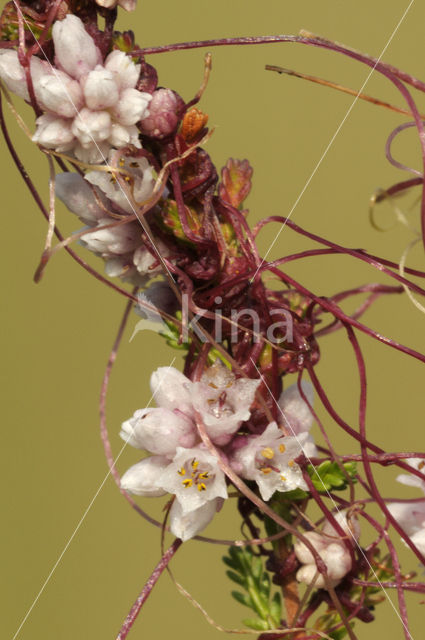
(2, 0), (425, 638)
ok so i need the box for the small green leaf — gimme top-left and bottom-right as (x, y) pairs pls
(308, 461), (357, 493)
(226, 570), (245, 586)
(328, 626), (349, 639)
(251, 555), (263, 580)
(269, 592), (282, 626)
(222, 555), (238, 570)
(232, 591), (252, 608)
(242, 618), (269, 631)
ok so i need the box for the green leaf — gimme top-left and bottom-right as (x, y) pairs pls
(308, 461), (357, 493)
(231, 591), (252, 608)
(328, 626), (350, 639)
(222, 555), (238, 570)
(279, 488), (309, 501)
(251, 555), (263, 581)
(269, 592), (282, 626)
(259, 572), (271, 598)
(226, 570), (245, 586)
(242, 618), (269, 631)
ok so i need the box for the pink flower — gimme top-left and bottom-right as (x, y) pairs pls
(118, 364), (261, 540)
(232, 422), (310, 501)
(0, 15), (151, 164)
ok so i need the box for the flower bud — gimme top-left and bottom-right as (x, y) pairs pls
(113, 87), (151, 126)
(0, 50), (46, 101)
(105, 50), (140, 90)
(35, 69), (83, 117)
(32, 114), (74, 150)
(71, 107), (111, 146)
(120, 456), (168, 497)
(52, 15), (102, 80)
(139, 88), (184, 139)
(83, 66), (119, 110)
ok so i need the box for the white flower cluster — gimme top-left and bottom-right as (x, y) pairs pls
(294, 510), (360, 589)
(55, 154), (170, 285)
(0, 15), (151, 163)
(388, 458), (425, 558)
(120, 363), (317, 541)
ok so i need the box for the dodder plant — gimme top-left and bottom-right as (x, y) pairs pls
(2, 1), (425, 639)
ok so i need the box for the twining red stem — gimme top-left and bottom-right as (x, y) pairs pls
(115, 539), (182, 640)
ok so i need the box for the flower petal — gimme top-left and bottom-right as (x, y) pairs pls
(81, 218), (140, 256)
(55, 172), (106, 224)
(150, 367), (193, 412)
(278, 380), (314, 436)
(169, 498), (218, 541)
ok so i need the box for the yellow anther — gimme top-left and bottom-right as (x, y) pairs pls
(177, 467), (186, 476)
(261, 447), (275, 460)
(260, 467), (272, 475)
(191, 459), (199, 470)
(119, 157), (125, 167)
(288, 460), (295, 468)
(199, 472), (209, 480)
(280, 475), (287, 482)
(208, 382), (218, 389)
(182, 478), (193, 488)
(198, 483), (207, 492)
(129, 161), (139, 168)
(124, 175), (131, 182)
(279, 444), (286, 453)
(419, 461), (425, 470)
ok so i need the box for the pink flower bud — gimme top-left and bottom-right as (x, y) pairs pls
(52, 15), (102, 80)
(139, 88), (184, 139)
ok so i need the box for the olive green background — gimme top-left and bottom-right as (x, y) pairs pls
(2, 1), (425, 638)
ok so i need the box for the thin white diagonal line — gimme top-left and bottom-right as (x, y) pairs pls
(11, 357), (176, 640)
(251, 0), (416, 283)
(250, 359), (414, 640)
(12, 1), (174, 281)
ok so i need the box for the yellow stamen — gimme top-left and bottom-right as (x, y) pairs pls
(129, 161), (139, 168)
(199, 472), (209, 479)
(182, 479), (193, 488)
(119, 157), (125, 167)
(261, 447), (275, 460)
(288, 460), (295, 468)
(280, 475), (287, 482)
(177, 467), (186, 476)
(279, 444), (286, 453)
(419, 461), (425, 470)
(198, 483), (207, 492)
(191, 459), (199, 470)
(208, 382), (218, 389)
(261, 467), (272, 475)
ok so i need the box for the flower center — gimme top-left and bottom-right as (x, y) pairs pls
(255, 443), (295, 484)
(177, 458), (211, 492)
